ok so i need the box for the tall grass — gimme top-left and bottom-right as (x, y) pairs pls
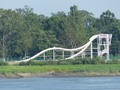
(0, 64), (120, 74)
(0, 57), (120, 76)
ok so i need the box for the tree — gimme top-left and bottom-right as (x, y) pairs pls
(61, 5), (88, 48)
(94, 10), (120, 56)
(0, 9), (22, 59)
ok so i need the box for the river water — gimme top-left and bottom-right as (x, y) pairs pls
(0, 76), (120, 90)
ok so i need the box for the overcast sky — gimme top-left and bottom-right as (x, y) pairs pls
(0, 0), (120, 18)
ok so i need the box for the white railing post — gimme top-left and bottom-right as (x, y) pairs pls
(43, 53), (45, 60)
(62, 50), (64, 59)
(53, 49), (55, 60)
(91, 42), (93, 59)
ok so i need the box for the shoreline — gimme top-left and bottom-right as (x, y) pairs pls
(1, 71), (120, 78)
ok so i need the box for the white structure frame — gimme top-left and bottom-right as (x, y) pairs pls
(97, 34), (112, 60)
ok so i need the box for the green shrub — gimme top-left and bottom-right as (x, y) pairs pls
(70, 59), (83, 65)
(18, 57), (120, 66)
(0, 61), (8, 66)
(19, 60), (44, 66)
(106, 59), (120, 64)
(57, 60), (72, 65)
(47, 61), (58, 65)
(70, 57), (106, 64)
(90, 57), (106, 64)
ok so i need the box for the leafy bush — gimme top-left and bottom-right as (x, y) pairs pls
(90, 57), (106, 64)
(106, 59), (120, 64)
(0, 61), (8, 66)
(18, 57), (120, 66)
(57, 60), (72, 65)
(70, 59), (83, 65)
(69, 57), (106, 65)
(19, 60), (44, 66)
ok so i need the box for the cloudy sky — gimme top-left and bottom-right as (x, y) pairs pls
(0, 0), (120, 18)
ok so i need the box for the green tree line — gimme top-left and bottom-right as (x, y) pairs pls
(0, 5), (120, 60)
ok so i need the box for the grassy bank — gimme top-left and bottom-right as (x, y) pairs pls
(0, 64), (120, 76)
(0, 57), (120, 77)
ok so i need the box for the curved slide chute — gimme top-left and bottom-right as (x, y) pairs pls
(15, 35), (98, 63)
(66, 35), (98, 59)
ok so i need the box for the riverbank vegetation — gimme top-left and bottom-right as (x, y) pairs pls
(18, 58), (120, 66)
(0, 64), (120, 77)
(0, 57), (120, 66)
(0, 58), (120, 77)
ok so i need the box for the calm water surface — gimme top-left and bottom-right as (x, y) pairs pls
(0, 76), (120, 90)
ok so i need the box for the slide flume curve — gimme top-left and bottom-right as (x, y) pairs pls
(15, 35), (98, 63)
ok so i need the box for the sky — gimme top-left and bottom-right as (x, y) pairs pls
(0, 0), (120, 18)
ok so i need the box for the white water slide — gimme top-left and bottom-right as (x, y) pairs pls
(15, 34), (99, 63)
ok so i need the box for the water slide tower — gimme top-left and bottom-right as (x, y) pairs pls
(97, 34), (112, 60)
